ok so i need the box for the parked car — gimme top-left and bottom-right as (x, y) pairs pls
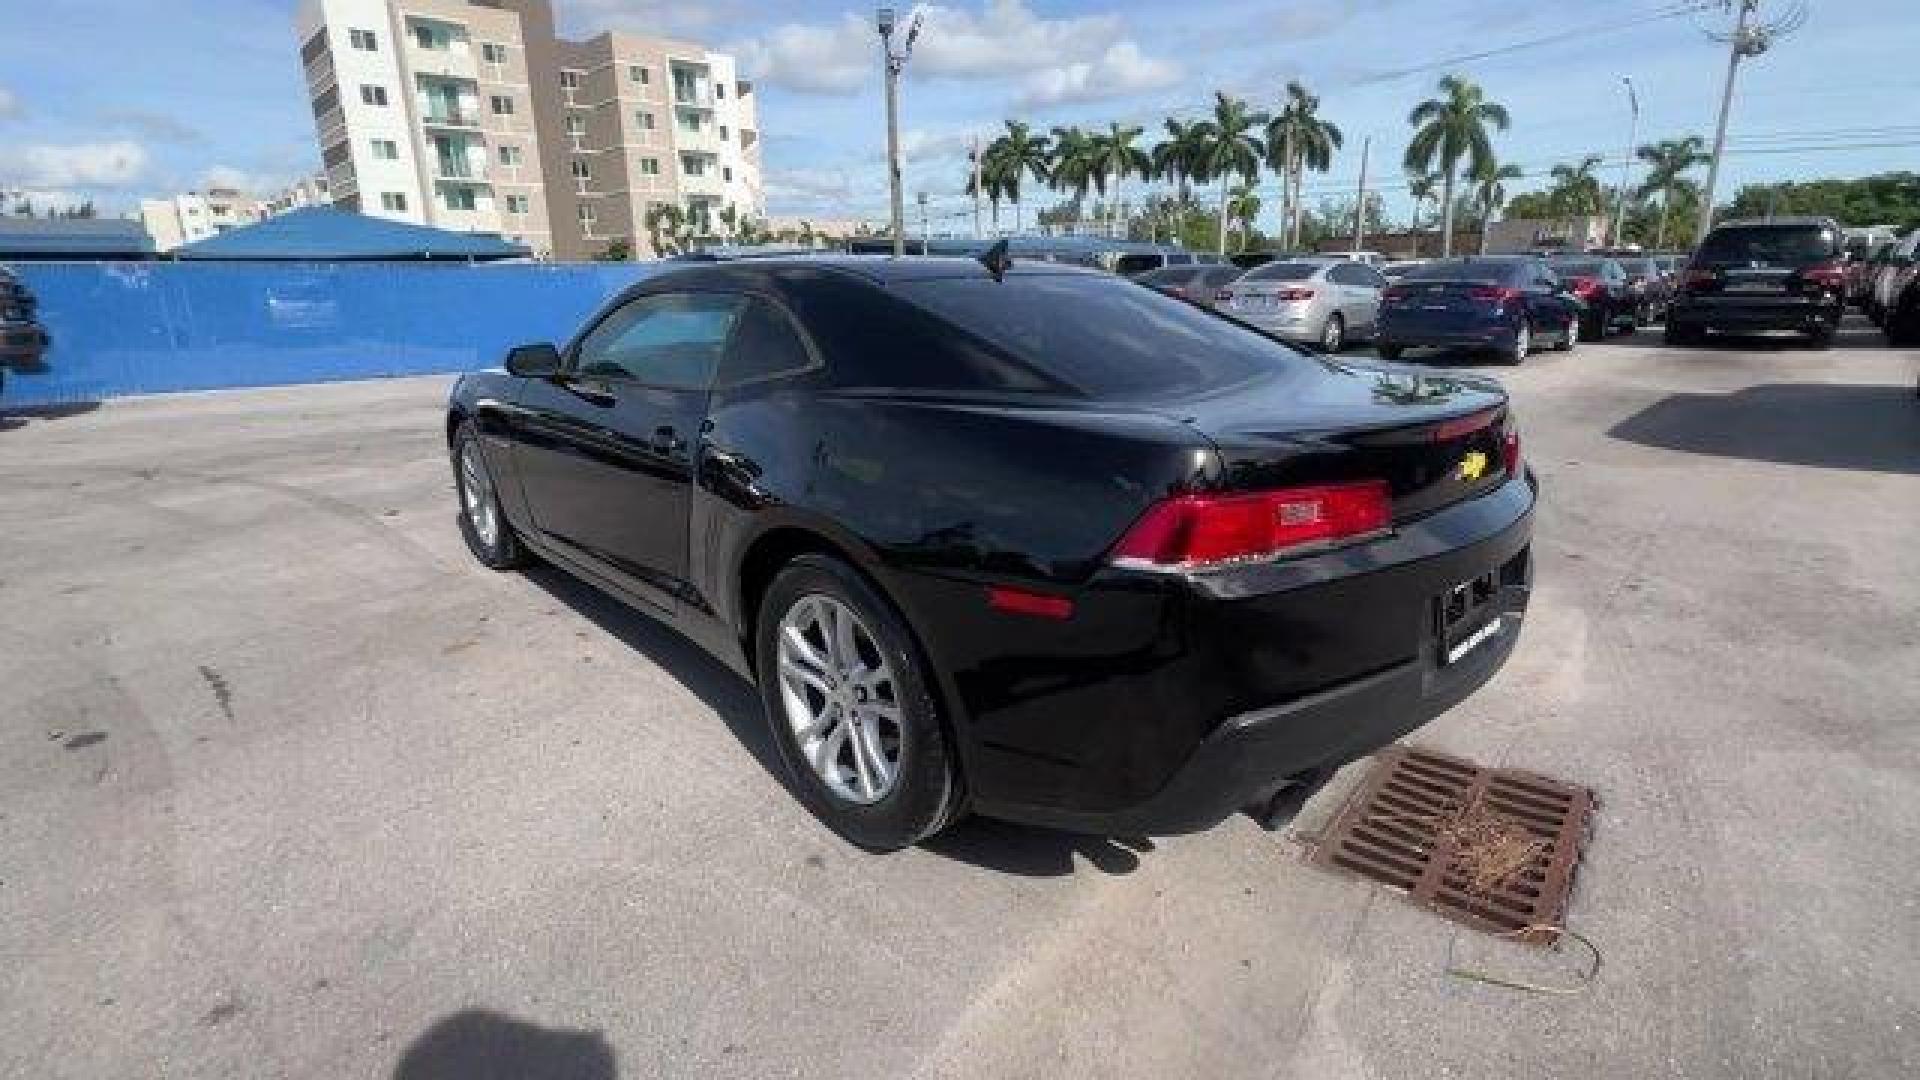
(1380, 259), (1429, 282)
(1665, 217), (1846, 348)
(447, 255), (1535, 849)
(1375, 256), (1581, 365)
(1615, 256), (1670, 325)
(1877, 238), (1920, 348)
(1218, 257), (1386, 351)
(1546, 256), (1635, 339)
(0, 314), (49, 382)
(1136, 263), (1244, 307)
(1868, 229), (1919, 327)
(0, 269), (36, 318)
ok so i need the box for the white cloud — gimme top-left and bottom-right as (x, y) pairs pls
(765, 166), (859, 205)
(734, 0), (1176, 98)
(0, 140), (147, 188)
(734, 14), (874, 95)
(203, 164), (268, 192)
(1018, 40), (1183, 107)
(0, 85), (17, 121)
(900, 129), (974, 166)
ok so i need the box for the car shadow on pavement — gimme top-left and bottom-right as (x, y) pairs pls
(0, 400), (100, 432)
(392, 1009), (616, 1079)
(1605, 320), (1888, 351)
(522, 561), (1159, 878)
(1608, 382), (1920, 475)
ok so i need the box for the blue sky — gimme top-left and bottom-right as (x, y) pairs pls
(1, 0), (1915, 229)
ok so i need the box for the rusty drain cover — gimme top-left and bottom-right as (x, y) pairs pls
(1310, 745), (1595, 944)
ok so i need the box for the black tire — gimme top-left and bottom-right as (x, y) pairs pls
(451, 419), (529, 570)
(1664, 322), (1701, 347)
(1579, 309), (1604, 342)
(1885, 303), (1919, 348)
(1554, 314), (1577, 352)
(754, 554), (961, 851)
(1497, 317), (1530, 365)
(1319, 313), (1345, 353)
(1376, 343), (1403, 362)
(1806, 324), (1835, 350)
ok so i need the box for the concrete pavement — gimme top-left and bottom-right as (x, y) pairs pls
(2, 323), (1916, 1078)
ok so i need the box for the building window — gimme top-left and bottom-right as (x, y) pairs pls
(719, 125), (728, 141)
(677, 111), (701, 134)
(349, 28), (377, 51)
(444, 186), (476, 211)
(560, 70), (581, 90)
(629, 65), (649, 85)
(381, 192), (408, 212)
(565, 114), (586, 150)
(723, 167), (732, 183)
(360, 84), (388, 107)
(716, 82), (725, 99)
(489, 94), (515, 116)
(506, 194), (530, 215)
(577, 203), (596, 231)
(371, 138), (399, 160)
(640, 157), (660, 176)
(498, 145), (522, 167)
(412, 24), (445, 50)
(481, 42), (507, 64)
(680, 154), (705, 177)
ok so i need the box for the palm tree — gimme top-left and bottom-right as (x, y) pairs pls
(1547, 155), (1605, 217)
(1266, 81), (1343, 249)
(1152, 118), (1208, 206)
(1226, 183), (1262, 253)
(1194, 92), (1268, 258)
(984, 120), (1050, 234)
(1091, 122), (1151, 237)
(1470, 159), (1523, 254)
(1403, 74), (1510, 257)
(1406, 171), (1437, 255)
(1048, 125), (1097, 230)
(1636, 136), (1710, 250)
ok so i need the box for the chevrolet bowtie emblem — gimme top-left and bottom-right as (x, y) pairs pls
(1458, 450), (1489, 481)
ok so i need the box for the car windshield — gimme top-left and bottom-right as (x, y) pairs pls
(1402, 261), (1513, 284)
(1243, 262), (1319, 281)
(1697, 225), (1836, 264)
(895, 273), (1303, 401)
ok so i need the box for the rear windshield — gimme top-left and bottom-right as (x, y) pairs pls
(1138, 265), (1202, 286)
(1402, 261), (1515, 284)
(1243, 262), (1318, 281)
(1551, 261), (1605, 277)
(895, 273), (1301, 401)
(1113, 253), (1163, 277)
(1200, 266), (1244, 286)
(1698, 225), (1837, 264)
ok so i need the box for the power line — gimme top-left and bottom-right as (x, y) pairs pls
(1351, 0), (1718, 85)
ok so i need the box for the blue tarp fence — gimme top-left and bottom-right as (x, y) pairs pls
(3, 261), (655, 408)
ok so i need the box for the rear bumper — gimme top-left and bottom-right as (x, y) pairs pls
(1669, 296), (1840, 333)
(1377, 322), (1519, 350)
(957, 474), (1536, 836)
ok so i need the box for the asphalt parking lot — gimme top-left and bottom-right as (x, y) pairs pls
(3, 321), (1917, 1079)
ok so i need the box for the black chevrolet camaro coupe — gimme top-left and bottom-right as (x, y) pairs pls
(447, 255), (1535, 851)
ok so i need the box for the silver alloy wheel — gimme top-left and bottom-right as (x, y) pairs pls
(459, 440), (499, 550)
(1322, 315), (1344, 352)
(1514, 319), (1531, 357)
(776, 593), (902, 805)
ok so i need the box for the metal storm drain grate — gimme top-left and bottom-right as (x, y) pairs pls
(1311, 746), (1595, 944)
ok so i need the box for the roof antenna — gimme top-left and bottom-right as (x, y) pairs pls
(978, 237), (1012, 282)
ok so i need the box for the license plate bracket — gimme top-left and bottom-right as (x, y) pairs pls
(1435, 572), (1501, 666)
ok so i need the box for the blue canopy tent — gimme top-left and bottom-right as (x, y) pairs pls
(174, 206), (530, 262)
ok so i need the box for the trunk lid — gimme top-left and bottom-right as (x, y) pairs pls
(1156, 362), (1514, 522)
(1381, 277), (1510, 331)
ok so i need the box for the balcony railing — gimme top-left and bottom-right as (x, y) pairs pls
(673, 84), (713, 108)
(423, 108), (481, 128)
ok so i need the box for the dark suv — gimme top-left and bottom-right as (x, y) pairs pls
(1665, 217), (1846, 348)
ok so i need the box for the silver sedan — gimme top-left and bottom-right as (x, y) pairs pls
(1221, 258), (1387, 351)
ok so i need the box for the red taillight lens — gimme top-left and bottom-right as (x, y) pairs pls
(1382, 285), (1408, 301)
(1110, 481), (1391, 570)
(986, 585), (1074, 620)
(1275, 287), (1316, 301)
(1802, 261), (1846, 290)
(1502, 420), (1522, 476)
(1570, 277), (1601, 296)
(1468, 285), (1522, 302)
(1215, 289), (1233, 302)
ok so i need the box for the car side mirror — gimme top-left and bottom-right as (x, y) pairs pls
(505, 341), (562, 379)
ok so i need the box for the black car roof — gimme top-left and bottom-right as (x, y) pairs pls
(1713, 216), (1839, 230)
(644, 254), (1107, 287)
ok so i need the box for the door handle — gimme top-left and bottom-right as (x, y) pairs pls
(559, 375), (616, 407)
(650, 426), (683, 454)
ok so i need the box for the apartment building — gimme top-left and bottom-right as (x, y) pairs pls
(138, 189), (268, 252)
(295, 0), (762, 260)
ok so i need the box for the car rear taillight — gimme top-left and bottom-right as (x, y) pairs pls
(1685, 266), (1717, 289)
(1569, 277), (1601, 296)
(1274, 287), (1316, 301)
(1468, 286), (1523, 302)
(1215, 289), (1234, 302)
(1381, 285), (1409, 302)
(1110, 481), (1391, 570)
(1502, 421), (1522, 477)
(1801, 261), (1846, 290)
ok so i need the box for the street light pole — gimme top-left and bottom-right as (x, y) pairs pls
(1351, 135), (1370, 254)
(877, 7), (922, 257)
(1697, 0), (1758, 246)
(917, 190), (929, 251)
(1612, 77), (1639, 247)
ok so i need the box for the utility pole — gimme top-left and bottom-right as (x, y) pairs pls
(969, 134), (983, 240)
(877, 7), (922, 257)
(917, 190), (929, 251)
(1697, 0), (1759, 246)
(1612, 77), (1639, 247)
(1351, 135), (1370, 254)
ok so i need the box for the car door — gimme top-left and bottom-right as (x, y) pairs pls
(1524, 263), (1572, 334)
(511, 290), (747, 609)
(1346, 263), (1387, 333)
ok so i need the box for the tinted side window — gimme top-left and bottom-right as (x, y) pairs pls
(720, 298), (816, 386)
(778, 268), (1059, 392)
(574, 292), (745, 388)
